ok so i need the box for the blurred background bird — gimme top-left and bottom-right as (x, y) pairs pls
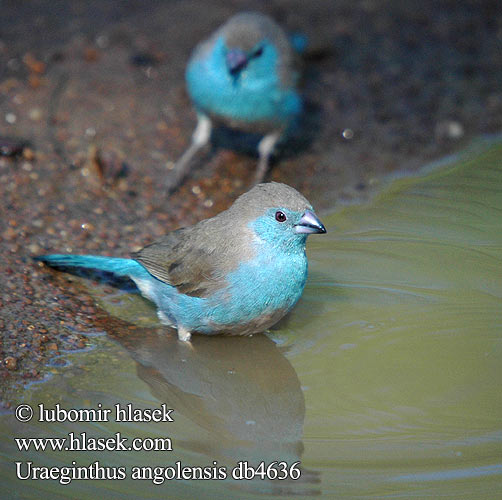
(171, 12), (303, 191)
(36, 183), (325, 342)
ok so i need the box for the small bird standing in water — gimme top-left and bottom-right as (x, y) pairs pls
(36, 183), (325, 342)
(172, 12), (302, 190)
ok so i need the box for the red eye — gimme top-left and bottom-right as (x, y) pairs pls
(275, 210), (287, 222)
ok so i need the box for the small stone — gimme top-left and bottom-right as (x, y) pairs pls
(23, 148), (35, 161)
(47, 343), (58, 351)
(28, 108), (42, 121)
(28, 243), (41, 253)
(23, 53), (46, 74)
(83, 47), (99, 62)
(96, 35), (109, 49)
(4, 357), (17, 370)
(435, 120), (464, 140)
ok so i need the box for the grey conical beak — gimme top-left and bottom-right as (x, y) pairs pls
(226, 48), (248, 75)
(294, 209), (327, 234)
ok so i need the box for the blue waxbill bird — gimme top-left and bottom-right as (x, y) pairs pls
(35, 183), (325, 342)
(172, 12), (302, 190)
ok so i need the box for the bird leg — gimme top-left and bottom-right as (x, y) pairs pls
(255, 131), (281, 184)
(168, 114), (212, 193)
(177, 325), (192, 342)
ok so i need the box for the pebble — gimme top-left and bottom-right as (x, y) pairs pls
(435, 120), (465, 140)
(22, 53), (46, 74)
(28, 108), (42, 121)
(28, 243), (41, 253)
(4, 357), (17, 370)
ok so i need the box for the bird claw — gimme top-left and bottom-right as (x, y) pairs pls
(177, 326), (192, 342)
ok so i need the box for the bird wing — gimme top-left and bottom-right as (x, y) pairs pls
(132, 224), (229, 298)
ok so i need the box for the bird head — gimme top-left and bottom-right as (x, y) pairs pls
(217, 12), (294, 84)
(228, 182), (326, 252)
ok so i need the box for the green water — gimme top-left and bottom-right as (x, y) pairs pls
(1, 141), (501, 498)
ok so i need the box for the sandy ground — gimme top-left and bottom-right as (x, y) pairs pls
(1, 0), (501, 405)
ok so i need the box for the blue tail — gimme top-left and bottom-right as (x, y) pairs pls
(34, 254), (147, 278)
(289, 32), (308, 55)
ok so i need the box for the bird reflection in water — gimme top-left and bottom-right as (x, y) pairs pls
(105, 319), (320, 496)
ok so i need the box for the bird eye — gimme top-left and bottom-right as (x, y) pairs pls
(275, 210), (287, 222)
(254, 46), (264, 57)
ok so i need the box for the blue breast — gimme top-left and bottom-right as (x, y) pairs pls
(207, 245), (308, 328)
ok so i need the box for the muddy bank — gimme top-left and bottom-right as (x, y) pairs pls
(1, 0), (501, 404)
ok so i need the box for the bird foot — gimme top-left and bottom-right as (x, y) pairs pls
(168, 114), (212, 194)
(255, 131), (281, 184)
(177, 326), (192, 342)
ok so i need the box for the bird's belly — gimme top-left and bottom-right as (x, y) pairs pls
(199, 85), (285, 128)
(207, 307), (289, 336)
(134, 253), (307, 337)
(153, 286), (292, 336)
